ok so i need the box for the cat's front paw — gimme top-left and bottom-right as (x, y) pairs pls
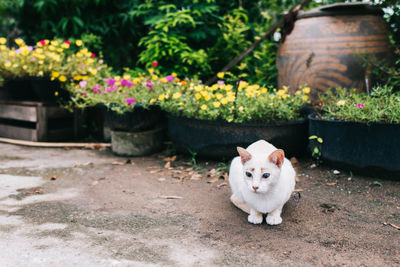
(266, 214), (282, 225)
(248, 213), (263, 224)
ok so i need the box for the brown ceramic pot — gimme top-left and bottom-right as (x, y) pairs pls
(277, 3), (394, 101)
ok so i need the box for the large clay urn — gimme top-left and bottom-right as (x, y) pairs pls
(277, 3), (394, 100)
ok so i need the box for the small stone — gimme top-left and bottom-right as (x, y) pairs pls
(310, 164), (316, 168)
(333, 170), (340, 175)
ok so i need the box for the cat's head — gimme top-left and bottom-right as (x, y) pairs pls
(237, 146), (285, 194)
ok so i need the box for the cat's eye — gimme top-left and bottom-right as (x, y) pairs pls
(262, 173), (270, 179)
(245, 171), (252, 178)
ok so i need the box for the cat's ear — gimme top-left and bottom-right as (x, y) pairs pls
(268, 149), (285, 168)
(237, 147), (252, 164)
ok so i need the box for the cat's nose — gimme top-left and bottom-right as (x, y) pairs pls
(252, 186), (259, 191)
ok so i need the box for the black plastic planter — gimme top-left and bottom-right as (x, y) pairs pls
(1, 77), (69, 102)
(167, 114), (308, 159)
(308, 114), (400, 178)
(101, 104), (164, 141)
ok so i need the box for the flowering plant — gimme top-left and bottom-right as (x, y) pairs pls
(0, 37), (110, 94)
(317, 86), (400, 124)
(65, 66), (175, 114)
(156, 73), (310, 123)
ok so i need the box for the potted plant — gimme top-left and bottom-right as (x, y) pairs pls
(309, 86), (400, 177)
(66, 68), (166, 155)
(157, 73), (311, 159)
(0, 37), (107, 103)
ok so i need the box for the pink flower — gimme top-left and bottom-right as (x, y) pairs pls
(120, 79), (133, 87)
(81, 91), (87, 95)
(27, 46), (33, 52)
(91, 53), (95, 58)
(165, 75), (175, 82)
(64, 40), (71, 45)
(106, 85), (118, 93)
(152, 61), (159, 67)
(100, 91), (105, 94)
(125, 97), (136, 105)
(79, 80), (87, 88)
(146, 80), (154, 89)
(39, 40), (46, 46)
(98, 59), (104, 64)
(104, 78), (116, 86)
(217, 80), (224, 85)
(93, 84), (101, 93)
(15, 49), (21, 54)
(357, 103), (365, 108)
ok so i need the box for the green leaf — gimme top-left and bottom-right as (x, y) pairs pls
(373, 181), (382, 187)
(309, 135), (318, 140)
(317, 137), (323, 143)
(313, 147), (319, 154)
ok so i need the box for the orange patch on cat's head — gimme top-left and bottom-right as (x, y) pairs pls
(237, 147), (252, 164)
(268, 149), (285, 168)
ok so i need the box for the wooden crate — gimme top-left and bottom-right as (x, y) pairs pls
(0, 100), (76, 142)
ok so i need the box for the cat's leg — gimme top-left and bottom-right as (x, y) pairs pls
(266, 206), (283, 225)
(248, 208), (263, 224)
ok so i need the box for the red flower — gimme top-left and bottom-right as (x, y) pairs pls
(39, 40), (46, 46)
(152, 61), (159, 67)
(91, 53), (96, 58)
(64, 40), (71, 45)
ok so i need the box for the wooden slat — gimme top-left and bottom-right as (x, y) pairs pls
(0, 124), (36, 140)
(0, 104), (38, 122)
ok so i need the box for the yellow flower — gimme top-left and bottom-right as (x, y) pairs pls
(54, 91), (59, 96)
(152, 75), (158, 80)
(0, 37), (6, 44)
(75, 40), (83, 46)
(61, 43), (70, 49)
(238, 81), (248, 91)
(225, 84), (233, 91)
(201, 104), (207, 110)
(213, 102), (221, 108)
(302, 87), (311, 94)
(148, 68), (154, 74)
(171, 72), (177, 77)
(22, 65), (27, 70)
(215, 93), (223, 100)
(90, 68), (97, 75)
(195, 93), (202, 99)
(15, 38), (24, 46)
(336, 100), (346, 106)
(150, 99), (157, 104)
(51, 71), (60, 78)
(260, 87), (267, 94)
(227, 118), (233, 122)
(133, 78), (141, 85)
(194, 85), (203, 92)
(4, 62), (11, 68)
(160, 77), (167, 83)
(220, 98), (228, 105)
(59, 75), (67, 82)
(238, 106), (244, 112)
(21, 48), (29, 56)
(158, 94), (166, 101)
(172, 92), (182, 99)
(302, 95), (309, 101)
(204, 94), (211, 101)
(217, 72), (225, 79)
(73, 75), (82, 81)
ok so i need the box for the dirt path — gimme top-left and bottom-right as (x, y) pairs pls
(0, 143), (398, 266)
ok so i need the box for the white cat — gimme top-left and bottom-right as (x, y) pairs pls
(229, 140), (295, 225)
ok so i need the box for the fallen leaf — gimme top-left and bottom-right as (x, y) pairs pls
(295, 174), (301, 182)
(112, 161), (125, 165)
(164, 161), (171, 169)
(326, 182), (337, 186)
(220, 172), (229, 181)
(157, 178), (166, 182)
(163, 155), (177, 162)
(206, 169), (217, 178)
(207, 177), (219, 183)
(50, 175), (57, 181)
(190, 174), (202, 181)
(27, 188), (43, 194)
(217, 182), (228, 188)
(90, 181), (98, 187)
(294, 188), (304, 192)
(159, 195), (183, 199)
(74, 162), (93, 168)
(125, 159), (134, 165)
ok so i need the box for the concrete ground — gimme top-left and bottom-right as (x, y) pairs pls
(0, 142), (398, 266)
